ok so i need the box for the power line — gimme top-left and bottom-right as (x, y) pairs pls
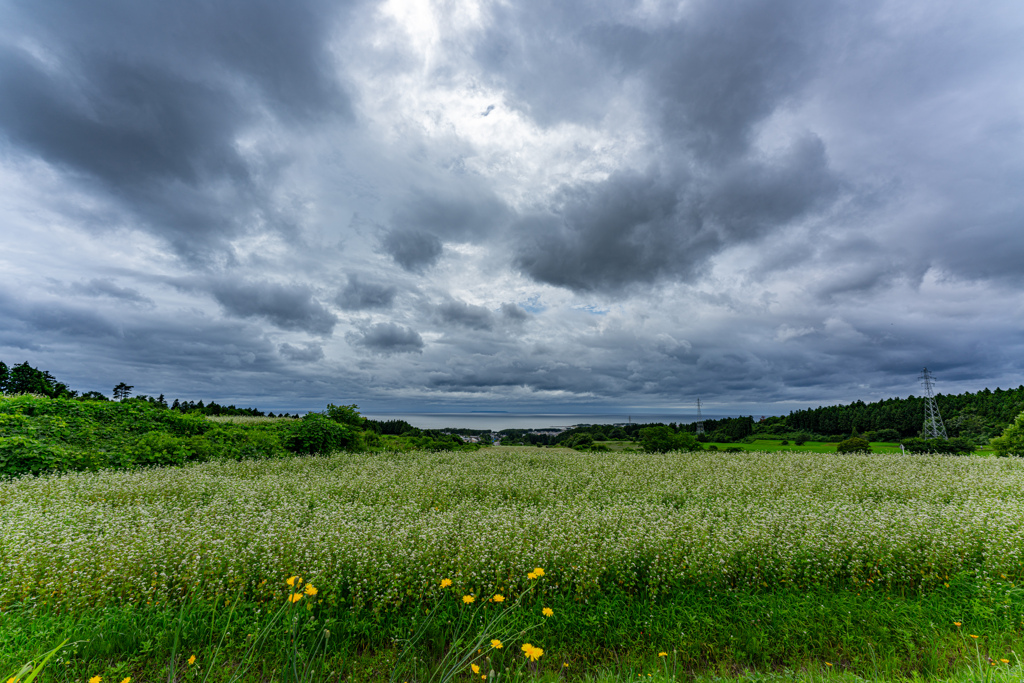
(695, 398), (705, 436)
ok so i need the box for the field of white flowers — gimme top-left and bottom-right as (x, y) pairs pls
(2, 450), (1023, 612)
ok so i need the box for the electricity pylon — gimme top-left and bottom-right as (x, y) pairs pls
(695, 398), (705, 436)
(919, 367), (948, 439)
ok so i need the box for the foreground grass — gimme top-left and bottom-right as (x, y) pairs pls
(3, 449), (1024, 680)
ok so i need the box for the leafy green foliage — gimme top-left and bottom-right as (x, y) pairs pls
(990, 411), (1024, 456)
(286, 413), (359, 455)
(836, 436), (872, 453)
(639, 425), (701, 452)
(901, 437), (976, 455)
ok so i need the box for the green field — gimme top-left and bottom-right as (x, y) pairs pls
(3, 448), (1024, 681)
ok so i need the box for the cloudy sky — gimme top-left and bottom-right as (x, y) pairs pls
(1, 0), (1023, 416)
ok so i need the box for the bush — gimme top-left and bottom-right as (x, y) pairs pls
(286, 413), (358, 456)
(836, 437), (872, 454)
(638, 426), (701, 453)
(120, 432), (201, 468)
(0, 436), (66, 477)
(991, 410), (1024, 457)
(901, 437), (975, 455)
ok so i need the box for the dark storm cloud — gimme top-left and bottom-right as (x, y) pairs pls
(69, 279), (154, 306)
(279, 342), (325, 363)
(514, 137), (837, 292)
(435, 300), (494, 331)
(209, 280), (337, 335)
(480, 0), (845, 292)
(352, 323), (424, 355)
(380, 229), (444, 272)
(0, 0), (353, 260)
(335, 275), (397, 311)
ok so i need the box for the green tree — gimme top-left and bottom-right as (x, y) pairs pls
(0, 361), (9, 393)
(991, 410), (1024, 457)
(639, 425), (701, 453)
(112, 382), (134, 401)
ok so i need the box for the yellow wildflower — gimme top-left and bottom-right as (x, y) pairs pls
(89, 677), (102, 683)
(289, 593), (303, 603)
(954, 622), (962, 627)
(825, 662), (832, 667)
(658, 652), (668, 657)
(493, 594), (505, 602)
(121, 678), (131, 683)
(286, 576), (300, 587)
(188, 654), (196, 665)
(440, 578), (453, 588)
(970, 635), (980, 639)
(527, 572), (538, 580)
(471, 664), (480, 674)
(522, 643), (544, 661)
(491, 639), (503, 649)
(533, 568), (545, 577)
(1001, 659), (1010, 664)
(542, 607), (553, 617)
(463, 594), (475, 604)
(304, 584), (318, 596)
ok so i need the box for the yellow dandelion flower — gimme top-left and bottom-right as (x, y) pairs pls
(304, 584), (318, 596)
(7, 678), (17, 683)
(121, 678), (131, 683)
(522, 643), (544, 661)
(659, 652), (668, 657)
(1001, 659), (1010, 664)
(542, 607), (554, 617)
(188, 654), (196, 665)
(471, 664), (480, 674)
(286, 576), (300, 587)
(491, 639), (503, 649)
(463, 594), (475, 604)
(954, 622), (962, 627)
(89, 677), (102, 683)
(289, 593), (303, 603)
(440, 578), (453, 588)
(493, 594), (505, 602)
(825, 662), (832, 667)
(533, 568), (545, 577)
(970, 635), (980, 639)
(527, 572), (538, 580)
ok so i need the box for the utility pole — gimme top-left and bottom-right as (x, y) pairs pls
(695, 398), (705, 436)
(919, 367), (948, 439)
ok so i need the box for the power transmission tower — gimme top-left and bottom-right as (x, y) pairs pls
(919, 367), (947, 439)
(695, 398), (705, 436)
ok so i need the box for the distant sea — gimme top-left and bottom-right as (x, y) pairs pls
(359, 412), (754, 431)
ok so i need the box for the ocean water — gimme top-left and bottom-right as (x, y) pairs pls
(359, 412), (749, 431)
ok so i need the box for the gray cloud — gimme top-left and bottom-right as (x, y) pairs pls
(380, 229), (444, 273)
(352, 323), (425, 355)
(279, 342), (325, 363)
(335, 275), (397, 311)
(209, 280), (337, 335)
(435, 300), (494, 331)
(514, 138), (838, 293)
(2, 0), (1023, 415)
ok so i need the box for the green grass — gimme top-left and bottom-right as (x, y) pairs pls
(4, 449), (1024, 681)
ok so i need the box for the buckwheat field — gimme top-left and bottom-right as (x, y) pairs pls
(3, 449), (1023, 613)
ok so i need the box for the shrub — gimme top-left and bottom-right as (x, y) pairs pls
(900, 437), (974, 455)
(991, 410), (1024, 457)
(286, 413), (357, 456)
(836, 437), (872, 454)
(0, 436), (66, 477)
(638, 426), (701, 453)
(121, 432), (199, 468)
